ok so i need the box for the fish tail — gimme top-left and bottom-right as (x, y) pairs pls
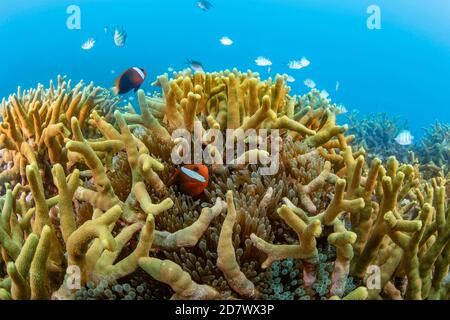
(112, 81), (120, 95)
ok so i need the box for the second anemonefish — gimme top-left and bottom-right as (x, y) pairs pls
(114, 67), (147, 95)
(168, 164), (209, 197)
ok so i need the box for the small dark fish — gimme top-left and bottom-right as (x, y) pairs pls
(168, 164), (209, 197)
(185, 59), (204, 72)
(197, 0), (213, 11)
(114, 67), (147, 95)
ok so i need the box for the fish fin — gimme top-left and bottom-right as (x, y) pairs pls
(134, 85), (141, 93)
(113, 76), (121, 95)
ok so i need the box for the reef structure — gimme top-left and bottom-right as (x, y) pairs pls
(346, 111), (410, 163)
(0, 69), (448, 300)
(415, 122), (450, 174)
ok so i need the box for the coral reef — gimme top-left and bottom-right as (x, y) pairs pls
(0, 70), (448, 301)
(415, 122), (450, 173)
(346, 111), (410, 163)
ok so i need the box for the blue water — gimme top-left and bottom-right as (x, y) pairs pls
(1, 0), (449, 136)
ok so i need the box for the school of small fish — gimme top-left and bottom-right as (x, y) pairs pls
(82, 1), (321, 101)
(80, 25), (128, 52)
(94, 1), (321, 105)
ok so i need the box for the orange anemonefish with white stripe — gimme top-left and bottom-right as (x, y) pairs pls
(168, 164), (209, 197)
(114, 67), (147, 95)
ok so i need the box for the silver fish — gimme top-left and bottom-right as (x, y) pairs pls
(304, 78), (316, 89)
(286, 75), (295, 83)
(335, 105), (348, 114)
(81, 38), (95, 50)
(220, 36), (233, 46)
(395, 130), (414, 146)
(320, 90), (329, 99)
(288, 57), (310, 70)
(113, 27), (127, 47)
(255, 56), (272, 67)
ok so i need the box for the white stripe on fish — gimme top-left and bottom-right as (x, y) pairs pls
(132, 67), (145, 80)
(181, 166), (206, 183)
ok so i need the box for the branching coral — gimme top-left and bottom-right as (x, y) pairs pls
(217, 191), (260, 299)
(0, 76), (116, 190)
(138, 257), (219, 300)
(0, 71), (448, 301)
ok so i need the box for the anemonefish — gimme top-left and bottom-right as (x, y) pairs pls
(168, 164), (209, 197)
(114, 67), (147, 95)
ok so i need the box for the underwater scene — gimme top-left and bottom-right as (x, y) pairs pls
(0, 0), (449, 302)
